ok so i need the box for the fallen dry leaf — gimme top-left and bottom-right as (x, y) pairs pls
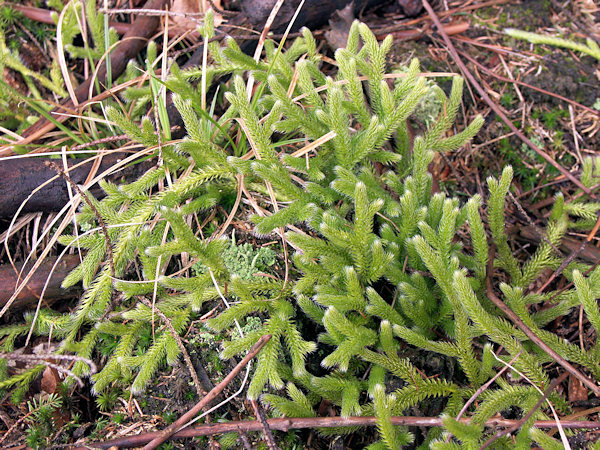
(568, 374), (589, 402)
(41, 365), (61, 394)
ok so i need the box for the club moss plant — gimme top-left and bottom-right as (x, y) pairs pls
(2, 16), (600, 448)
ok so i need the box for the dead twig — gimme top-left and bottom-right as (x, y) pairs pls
(45, 161), (115, 279)
(251, 398), (280, 450)
(485, 246), (600, 396)
(142, 334), (272, 450)
(456, 351), (522, 422)
(85, 415), (600, 449)
(421, 0), (592, 195)
(0, 352), (97, 388)
(480, 372), (569, 449)
(534, 211), (600, 294)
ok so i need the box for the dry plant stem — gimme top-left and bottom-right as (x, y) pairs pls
(142, 334), (272, 450)
(0, 352), (97, 387)
(508, 193), (560, 255)
(455, 351), (522, 421)
(14, 19), (51, 66)
(455, 47), (600, 117)
(421, 0), (591, 195)
(137, 297), (206, 396)
(8, 3), (132, 34)
(548, 405), (600, 437)
(87, 416), (600, 448)
(238, 430), (253, 450)
(485, 246), (600, 396)
(480, 372), (569, 449)
(70, 134), (131, 151)
(382, 20), (470, 42)
(251, 398), (280, 450)
(45, 161), (115, 279)
(530, 182), (600, 214)
(536, 239), (587, 294)
(0, 402), (42, 446)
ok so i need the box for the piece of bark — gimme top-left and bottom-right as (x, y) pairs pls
(0, 254), (80, 310)
(242, 0), (386, 33)
(0, 153), (154, 219)
(325, 2), (356, 50)
(518, 226), (600, 265)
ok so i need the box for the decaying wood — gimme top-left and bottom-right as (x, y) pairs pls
(0, 153), (154, 219)
(0, 254), (80, 310)
(242, 0), (386, 32)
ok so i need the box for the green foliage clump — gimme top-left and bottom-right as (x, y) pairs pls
(0, 0), (144, 140)
(3, 17), (600, 448)
(24, 393), (63, 449)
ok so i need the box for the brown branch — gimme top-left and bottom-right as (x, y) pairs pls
(420, 0), (591, 195)
(142, 334), (272, 450)
(0, 352), (97, 388)
(84, 415), (600, 449)
(485, 246), (600, 396)
(456, 351), (522, 422)
(480, 372), (569, 449)
(7, 3), (132, 35)
(251, 398), (280, 450)
(238, 430), (254, 449)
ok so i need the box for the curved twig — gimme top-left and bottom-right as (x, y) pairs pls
(421, 0), (591, 195)
(85, 415), (600, 449)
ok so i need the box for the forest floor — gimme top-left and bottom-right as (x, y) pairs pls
(0, 0), (599, 448)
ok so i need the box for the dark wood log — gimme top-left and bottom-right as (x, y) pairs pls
(0, 153), (154, 219)
(241, 0), (386, 32)
(0, 255), (80, 310)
